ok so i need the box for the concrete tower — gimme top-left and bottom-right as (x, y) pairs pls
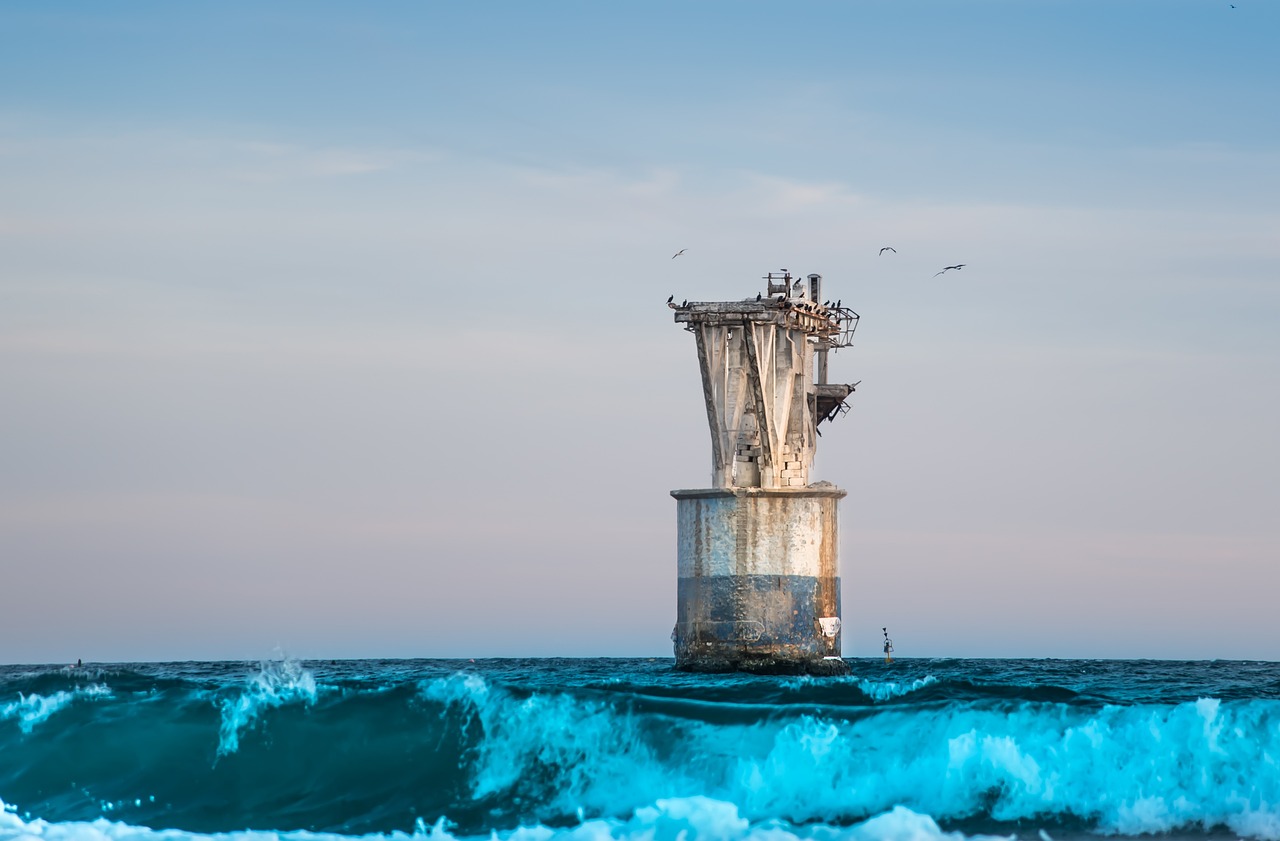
(670, 270), (859, 674)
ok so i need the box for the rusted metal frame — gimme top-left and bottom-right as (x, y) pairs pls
(694, 324), (730, 485)
(742, 322), (778, 483)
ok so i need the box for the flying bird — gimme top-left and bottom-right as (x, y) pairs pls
(933, 264), (966, 277)
(879, 247), (897, 256)
(672, 249), (686, 259)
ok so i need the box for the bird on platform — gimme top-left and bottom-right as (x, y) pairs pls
(672, 249), (686, 259)
(681, 299), (688, 307)
(933, 264), (966, 277)
(667, 294), (674, 303)
(879, 246), (896, 256)
(756, 293), (762, 301)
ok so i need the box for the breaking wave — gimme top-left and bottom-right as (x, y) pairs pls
(2, 658), (1279, 840)
(0, 683), (111, 734)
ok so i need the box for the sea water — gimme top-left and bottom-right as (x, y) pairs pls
(2, 657), (1279, 841)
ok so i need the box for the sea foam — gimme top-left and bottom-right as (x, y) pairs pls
(418, 673), (1280, 838)
(216, 657), (318, 756)
(1, 685), (111, 734)
(0, 797), (1009, 841)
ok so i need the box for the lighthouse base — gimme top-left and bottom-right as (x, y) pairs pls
(670, 485), (847, 675)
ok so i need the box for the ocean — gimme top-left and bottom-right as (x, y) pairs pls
(2, 657), (1279, 841)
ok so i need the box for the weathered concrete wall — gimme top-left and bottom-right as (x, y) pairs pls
(671, 485), (846, 674)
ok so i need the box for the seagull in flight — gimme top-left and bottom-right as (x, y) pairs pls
(879, 247), (896, 256)
(672, 249), (686, 259)
(933, 264), (966, 277)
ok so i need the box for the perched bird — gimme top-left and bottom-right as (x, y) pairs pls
(681, 299), (688, 307)
(667, 294), (674, 303)
(933, 264), (966, 277)
(756, 293), (762, 301)
(672, 249), (686, 259)
(879, 247), (897, 256)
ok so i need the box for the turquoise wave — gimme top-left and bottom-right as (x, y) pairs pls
(2, 658), (1278, 840)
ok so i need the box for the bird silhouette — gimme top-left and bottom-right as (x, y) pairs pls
(672, 249), (686, 259)
(667, 294), (674, 303)
(756, 293), (762, 301)
(879, 247), (897, 256)
(933, 264), (966, 277)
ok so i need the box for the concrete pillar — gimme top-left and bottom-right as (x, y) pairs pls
(671, 485), (846, 674)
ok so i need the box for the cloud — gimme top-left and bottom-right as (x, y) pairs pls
(738, 173), (867, 215)
(225, 139), (406, 181)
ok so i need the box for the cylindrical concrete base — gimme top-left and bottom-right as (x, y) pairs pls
(671, 485), (847, 675)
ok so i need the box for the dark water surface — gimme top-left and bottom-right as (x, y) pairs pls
(3, 657), (1279, 841)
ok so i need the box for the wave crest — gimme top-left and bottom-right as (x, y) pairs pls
(1, 684), (111, 734)
(216, 657), (318, 756)
(414, 674), (1280, 838)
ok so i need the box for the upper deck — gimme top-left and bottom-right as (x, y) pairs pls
(671, 271), (859, 349)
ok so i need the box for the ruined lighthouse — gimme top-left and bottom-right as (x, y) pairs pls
(670, 270), (859, 675)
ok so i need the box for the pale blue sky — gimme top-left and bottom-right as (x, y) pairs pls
(2, 1), (1277, 663)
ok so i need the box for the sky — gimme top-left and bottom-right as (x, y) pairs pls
(2, 1), (1278, 664)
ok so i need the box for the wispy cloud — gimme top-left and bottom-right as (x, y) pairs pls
(737, 173), (867, 215)
(225, 139), (405, 181)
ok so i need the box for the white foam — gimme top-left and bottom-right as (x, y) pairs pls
(854, 676), (939, 702)
(418, 677), (1280, 840)
(730, 697), (1280, 838)
(1, 685), (112, 734)
(780, 675), (939, 702)
(0, 797), (1010, 841)
(419, 673), (680, 818)
(216, 657), (318, 756)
